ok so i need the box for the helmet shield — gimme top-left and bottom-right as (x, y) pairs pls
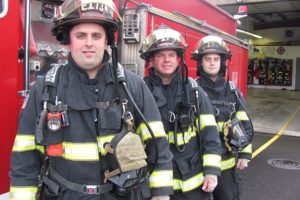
(140, 27), (187, 60)
(52, 0), (121, 41)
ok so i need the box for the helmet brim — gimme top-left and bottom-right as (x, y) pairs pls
(140, 46), (185, 60)
(52, 18), (118, 35)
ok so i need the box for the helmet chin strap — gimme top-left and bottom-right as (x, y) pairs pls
(109, 34), (120, 97)
(179, 54), (188, 84)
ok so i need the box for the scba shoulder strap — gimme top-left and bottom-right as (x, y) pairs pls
(228, 80), (236, 92)
(188, 77), (198, 91)
(42, 63), (64, 103)
(35, 63), (67, 146)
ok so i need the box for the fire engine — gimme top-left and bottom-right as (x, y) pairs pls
(0, 0), (248, 198)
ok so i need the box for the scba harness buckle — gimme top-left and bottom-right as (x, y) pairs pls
(84, 185), (99, 195)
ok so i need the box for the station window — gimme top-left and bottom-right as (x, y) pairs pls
(0, 0), (8, 18)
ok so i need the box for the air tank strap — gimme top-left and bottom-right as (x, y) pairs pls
(43, 166), (113, 195)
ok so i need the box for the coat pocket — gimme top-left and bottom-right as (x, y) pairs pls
(174, 150), (202, 179)
(98, 105), (122, 130)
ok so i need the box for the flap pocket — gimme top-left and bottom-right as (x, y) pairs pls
(98, 106), (121, 130)
(174, 151), (202, 178)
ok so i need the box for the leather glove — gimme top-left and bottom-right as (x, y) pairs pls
(202, 174), (218, 193)
(151, 196), (170, 200)
(236, 158), (249, 170)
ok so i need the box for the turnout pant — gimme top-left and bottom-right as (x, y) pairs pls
(213, 167), (242, 200)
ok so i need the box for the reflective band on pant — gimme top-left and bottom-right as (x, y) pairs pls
(173, 172), (204, 192)
(137, 121), (167, 142)
(149, 170), (173, 188)
(10, 186), (37, 200)
(195, 114), (217, 131)
(203, 154), (221, 168)
(63, 142), (99, 161)
(221, 157), (236, 171)
(236, 111), (249, 121)
(12, 135), (36, 152)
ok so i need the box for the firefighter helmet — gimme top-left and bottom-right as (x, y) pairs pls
(191, 35), (231, 61)
(191, 35), (231, 77)
(140, 25), (188, 60)
(52, 0), (121, 44)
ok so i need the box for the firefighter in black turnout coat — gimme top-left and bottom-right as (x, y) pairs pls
(9, 0), (173, 199)
(192, 35), (253, 200)
(140, 26), (222, 200)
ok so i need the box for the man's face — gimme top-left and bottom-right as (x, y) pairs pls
(69, 23), (107, 77)
(150, 50), (179, 78)
(201, 53), (221, 78)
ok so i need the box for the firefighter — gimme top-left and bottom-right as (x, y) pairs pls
(191, 35), (253, 200)
(9, 0), (173, 199)
(140, 25), (222, 200)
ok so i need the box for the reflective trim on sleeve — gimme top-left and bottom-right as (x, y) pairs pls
(149, 170), (173, 188)
(203, 154), (221, 168)
(97, 135), (115, 155)
(217, 122), (224, 133)
(221, 157), (236, 171)
(173, 172), (204, 192)
(12, 135), (36, 152)
(241, 144), (252, 154)
(63, 142), (99, 161)
(168, 127), (196, 145)
(195, 114), (217, 130)
(236, 111), (249, 121)
(136, 121), (167, 142)
(10, 186), (37, 200)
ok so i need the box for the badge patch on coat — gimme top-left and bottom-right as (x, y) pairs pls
(22, 94), (30, 109)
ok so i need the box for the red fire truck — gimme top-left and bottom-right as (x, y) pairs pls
(0, 0), (248, 198)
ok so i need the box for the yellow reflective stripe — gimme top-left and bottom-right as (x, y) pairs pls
(63, 142), (99, 161)
(203, 154), (221, 168)
(173, 172), (204, 192)
(12, 135), (36, 152)
(241, 144), (252, 154)
(236, 111), (249, 121)
(10, 186), (37, 200)
(195, 114), (217, 130)
(149, 170), (173, 188)
(136, 121), (167, 142)
(217, 122), (224, 132)
(221, 157), (236, 171)
(97, 135), (115, 155)
(168, 128), (196, 145)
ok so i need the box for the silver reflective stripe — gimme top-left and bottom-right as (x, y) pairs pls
(10, 186), (37, 200)
(137, 121), (167, 142)
(168, 128), (196, 145)
(203, 154), (221, 168)
(196, 114), (217, 130)
(241, 144), (252, 153)
(173, 172), (204, 192)
(63, 142), (99, 161)
(149, 170), (173, 188)
(221, 157), (236, 171)
(12, 135), (36, 152)
(236, 111), (249, 121)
